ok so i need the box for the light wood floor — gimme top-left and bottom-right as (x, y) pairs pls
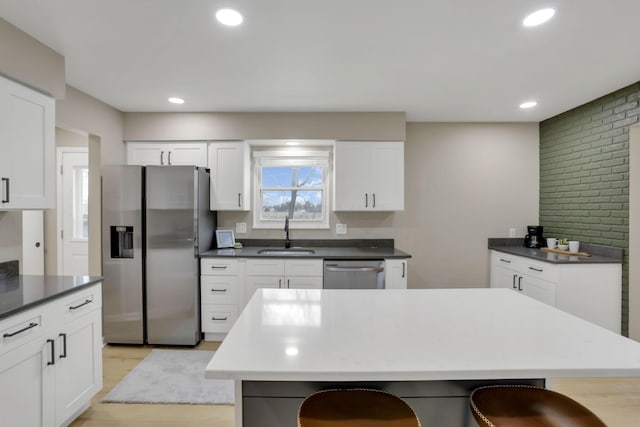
(70, 341), (234, 427)
(71, 343), (640, 426)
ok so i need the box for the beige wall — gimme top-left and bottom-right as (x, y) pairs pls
(57, 86), (125, 165)
(395, 122), (539, 288)
(218, 122), (539, 289)
(0, 17), (65, 98)
(629, 125), (640, 340)
(123, 112), (406, 141)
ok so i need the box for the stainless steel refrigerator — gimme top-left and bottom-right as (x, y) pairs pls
(101, 165), (216, 345)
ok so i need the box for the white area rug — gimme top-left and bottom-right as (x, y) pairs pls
(103, 349), (234, 405)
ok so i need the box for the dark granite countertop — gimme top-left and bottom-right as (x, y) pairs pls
(201, 239), (412, 259)
(488, 238), (623, 264)
(0, 274), (103, 321)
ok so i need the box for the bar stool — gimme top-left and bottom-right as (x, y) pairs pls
(298, 388), (421, 427)
(470, 385), (607, 427)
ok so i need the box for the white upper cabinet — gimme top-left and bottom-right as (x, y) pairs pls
(0, 75), (55, 210)
(333, 141), (404, 211)
(126, 142), (207, 167)
(208, 141), (250, 211)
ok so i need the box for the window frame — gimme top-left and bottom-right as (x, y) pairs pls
(253, 150), (330, 229)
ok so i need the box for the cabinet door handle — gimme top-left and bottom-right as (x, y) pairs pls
(500, 258), (512, 264)
(512, 274), (517, 289)
(1, 177), (9, 203)
(211, 288), (227, 292)
(402, 262), (406, 278)
(3, 322), (38, 338)
(69, 299), (93, 310)
(212, 316), (228, 321)
(47, 339), (55, 365)
(365, 193), (368, 208)
(518, 276), (523, 291)
(279, 279), (282, 288)
(372, 193), (376, 208)
(167, 151), (172, 165)
(238, 193), (241, 207)
(287, 279), (290, 288)
(528, 266), (543, 272)
(160, 151), (165, 165)
(59, 333), (67, 359)
(210, 265), (227, 269)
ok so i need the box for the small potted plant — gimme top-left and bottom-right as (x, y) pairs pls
(557, 238), (569, 251)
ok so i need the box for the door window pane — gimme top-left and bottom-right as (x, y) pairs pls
(73, 167), (89, 240)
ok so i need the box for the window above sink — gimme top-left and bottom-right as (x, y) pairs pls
(253, 149), (330, 229)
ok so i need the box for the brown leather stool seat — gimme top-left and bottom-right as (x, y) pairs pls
(298, 388), (421, 427)
(470, 385), (607, 427)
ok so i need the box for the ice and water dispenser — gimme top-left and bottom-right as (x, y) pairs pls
(110, 226), (134, 258)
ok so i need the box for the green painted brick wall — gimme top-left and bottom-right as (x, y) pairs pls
(540, 81), (640, 335)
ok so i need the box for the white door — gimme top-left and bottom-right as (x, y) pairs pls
(22, 210), (44, 275)
(58, 149), (89, 276)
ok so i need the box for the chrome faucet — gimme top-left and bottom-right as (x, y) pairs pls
(284, 215), (291, 248)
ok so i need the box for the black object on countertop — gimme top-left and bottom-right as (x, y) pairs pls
(0, 260), (19, 279)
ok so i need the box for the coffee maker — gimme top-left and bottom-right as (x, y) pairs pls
(524, 225), (544, 248)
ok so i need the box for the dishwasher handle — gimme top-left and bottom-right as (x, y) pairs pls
(325, 265), (385, 273)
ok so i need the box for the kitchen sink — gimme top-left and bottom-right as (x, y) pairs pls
(257, 248), (315, 255)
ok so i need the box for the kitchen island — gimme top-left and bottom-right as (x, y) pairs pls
(205, 288), (640, 426)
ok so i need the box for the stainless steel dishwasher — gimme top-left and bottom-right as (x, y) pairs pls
(323, 260), (385, 289)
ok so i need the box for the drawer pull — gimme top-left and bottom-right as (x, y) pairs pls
(3, 322), (38, 338)
(47, 339), (55, 365)
(59, 333), (67, 358)
(69, 299), (93, 310)
(499, 258), (511, 263)
(211, 265), (228, 269)
(528, 267), (543, 272)
(212, 316), (228, 321)
(211, 288), (228, 292)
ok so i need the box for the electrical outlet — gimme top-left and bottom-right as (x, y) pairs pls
(336, 223), (347, 235)
(236, 223), (247, 234)
(509, 228), (516, 238)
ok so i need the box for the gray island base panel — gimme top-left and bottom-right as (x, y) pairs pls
(205, 289), (640, 427)
(241, 379), (544, 427)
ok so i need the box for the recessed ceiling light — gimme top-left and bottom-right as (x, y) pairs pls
(216, 8), (243, 26)
(523, 8), (555, 27)
(168, 97), (184, 104)
(286, 141), (300, 146)
(520, 101), (537, 109)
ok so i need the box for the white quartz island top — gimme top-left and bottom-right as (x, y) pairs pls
(205, 288), (640, 382)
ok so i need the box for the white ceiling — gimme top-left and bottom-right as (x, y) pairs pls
(1, 0), (639, 122)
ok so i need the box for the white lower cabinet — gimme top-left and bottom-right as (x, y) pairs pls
(200, 258), (240, 340)
(384, 259), (409, 289)
(0, 283), (102, 427)
(200, 256), (408, 341)
(244, 259), (323, 307)
(489, 250), (621, 333)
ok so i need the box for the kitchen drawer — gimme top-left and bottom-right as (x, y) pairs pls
(521, 260), (558, 284)
(0, 306), (47, 356)
(201, 305), (238, 333)
(201, 258), (239, 275)
(246, 259), (285, 276)
(491, 251), (522, 271)
(201, 276), (239, 305)
(285, 259), (323, 277)
(59, 285), (102, 321)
